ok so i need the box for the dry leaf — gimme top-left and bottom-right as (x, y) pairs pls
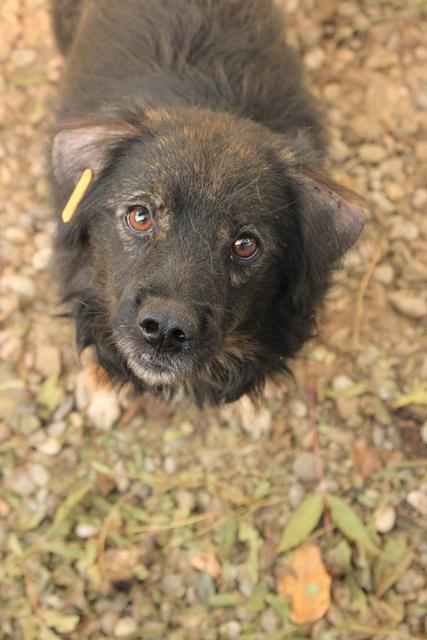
(278, 544), (331, 624)
(190, 550), (221, 579)
(352, 444), (383, 478)
(102, 547), (140, 582)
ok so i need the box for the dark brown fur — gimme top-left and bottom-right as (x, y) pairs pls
(50, 0), (363, 405)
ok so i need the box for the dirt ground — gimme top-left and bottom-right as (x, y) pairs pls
(0, 1), (426, 639)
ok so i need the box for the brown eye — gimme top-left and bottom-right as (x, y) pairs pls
(126, 205), (153, 233)
(232, 235), (259, 260)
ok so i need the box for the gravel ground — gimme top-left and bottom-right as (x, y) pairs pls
(0, 1), (426, 639)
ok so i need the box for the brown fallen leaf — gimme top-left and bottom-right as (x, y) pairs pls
(102, 547), (140, 582)
(352, 443), (383, 478)
(278, 544), (331, 625)
(190, 549), (221, 579)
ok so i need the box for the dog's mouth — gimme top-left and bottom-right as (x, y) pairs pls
(114, 332), (197, 387)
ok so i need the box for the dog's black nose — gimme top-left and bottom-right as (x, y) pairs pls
(138, 300), (196, 351)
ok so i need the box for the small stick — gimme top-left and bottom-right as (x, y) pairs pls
(352, 240), (385, 349)
(307, 386), (332, 535)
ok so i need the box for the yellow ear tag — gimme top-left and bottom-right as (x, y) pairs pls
(61, 168), (94, 223)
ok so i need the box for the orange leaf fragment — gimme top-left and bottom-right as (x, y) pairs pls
(190, 550), (221, 579)
(278, 543), (331, 625)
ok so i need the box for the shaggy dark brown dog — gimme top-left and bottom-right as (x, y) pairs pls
(50, 0), (363, 405)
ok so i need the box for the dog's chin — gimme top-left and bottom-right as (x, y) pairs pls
(114, 334), (194, 387)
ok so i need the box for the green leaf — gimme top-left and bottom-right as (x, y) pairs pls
(47, 480), (93, 537)
(37, 375), (63, 415)
(374, 535), (413, 596)
(327, 495), (380, 555)
(221, 516), (238, 556)
(207, 592), (242, 607)
(239, 522), (262, 582)
(42, 610), (80, 634)
(278, 494), (324, 552)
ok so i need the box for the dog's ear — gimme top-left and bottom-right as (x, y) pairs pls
(295, 172), (365, 267)
(52, 120), (138, 191)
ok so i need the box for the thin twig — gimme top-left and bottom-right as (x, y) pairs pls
(352, 240), (386, 349)
(307, 386), (332, 535)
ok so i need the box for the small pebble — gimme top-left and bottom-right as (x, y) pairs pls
(5, 468), (36, 496)
(412, 188), (427, 210)
(289, 399), (307, 418)
(374, 505), (396, 533)
(293, 452), (318, 482)
(407, 491), (427, 515)
(36, 437), (62, 456)
(27, 463), (50, 488)
(219, 620), (241, 640)
(374, 264), (394, 285)
(358, 144), (387, 163)
(388, 293), (427, 319)
(6, 275), (36, 299)
(11, 48), (37, 68)
(114, 617), (137, 638)
(288, 482), (305, 508)
(161, 574), (184, 596)
(304, 47), (326, 70)
(396, 569), (426, 594)
(75, 523), (99, 538)
(421, 422), (427, 446)
(332, 375), (353, 391)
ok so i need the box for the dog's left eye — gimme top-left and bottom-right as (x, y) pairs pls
(232, 235), (259, 260)
(126, 205), (153, 234)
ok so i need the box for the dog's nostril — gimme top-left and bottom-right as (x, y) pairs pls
(139, 318), (163, 348)
(142, 319), (160, 335)
(170, 328), (186, 343)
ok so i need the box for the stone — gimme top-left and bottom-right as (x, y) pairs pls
(358, 144), (388, 163)
(5, 467), (36, 496)
(374, 264), (394, 285)
(288, 399), (307, 418)
(407, 491), (427, 515)
(293, 452), (318, 482)
(412, 188), (427, 210)
(161, 574), (184, 596)
(6, 275), (35, 299)
(219, 621), (241, 640)
(421, 422), (427, 446)
(75, 523), (100, 538)
(114, 617), (137, 638)
(388, 293), (427, 319)
(288, 483), (305, 508)
(396, 569), (426, 594)
(35, 437), (62, 456)
(374, 505), (396, 534)
(384, 183), (404, 203)
(304, 47), (326, 70)
(237, 396), (272, 439)
(11, 48), (36, 68)
(331, 375), (353, 391)
(390, 219), (419, 241)
(35, 344), (61, 378)
(27, 463), (50, 487)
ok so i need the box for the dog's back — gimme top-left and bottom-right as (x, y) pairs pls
(51, 0), (324, 146)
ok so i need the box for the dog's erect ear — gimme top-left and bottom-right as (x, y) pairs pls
(296, 173), (365, 266)
(52, 121), (138, 190)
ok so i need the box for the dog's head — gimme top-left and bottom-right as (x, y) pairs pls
(52, 107), (363, 404)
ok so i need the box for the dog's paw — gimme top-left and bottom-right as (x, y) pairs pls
(75, 353), (121, 430)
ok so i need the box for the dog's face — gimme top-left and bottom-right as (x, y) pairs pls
(52, 108), (363, 403)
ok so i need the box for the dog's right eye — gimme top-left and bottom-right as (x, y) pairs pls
(126, 205), (153, 234)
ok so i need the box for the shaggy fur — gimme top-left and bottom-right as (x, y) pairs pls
(50, 0), (363, 405)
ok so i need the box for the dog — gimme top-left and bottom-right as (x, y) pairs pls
(49, 0), (364, 405)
